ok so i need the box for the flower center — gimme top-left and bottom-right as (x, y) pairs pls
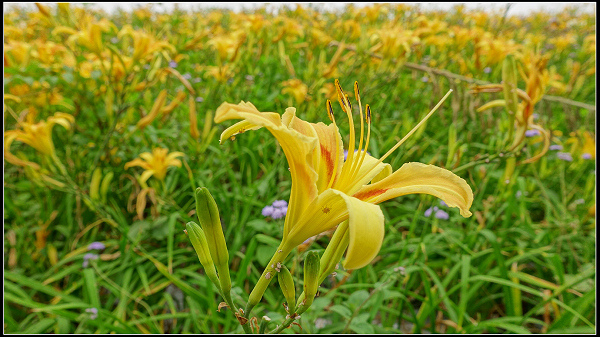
(326, 79), (453, 194)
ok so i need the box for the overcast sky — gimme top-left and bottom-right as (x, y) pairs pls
(4, 2), (596, 15)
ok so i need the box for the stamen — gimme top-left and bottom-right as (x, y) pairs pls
(333, 80), (357, 188)
(349, 104), (371, 184)
(347, 82), (365, 184)
(349, 90), (453, 191)
(335, 79), (349, 112)
(326, 100), (335, 122)
(326, 100), (340, 190)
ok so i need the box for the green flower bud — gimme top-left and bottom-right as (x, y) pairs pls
(296, 221), (349, 312)
(278, 265), (296, 312)
(195, 187), (231, 293)
(299, 251), (320, 313)
(185, 221), (220, 289)
(99, 171), (113, 203)
(90, 168), (102, 201)
(319, 220), (349, 283)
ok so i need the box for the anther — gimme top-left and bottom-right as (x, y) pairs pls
(326, 100), (334, 122)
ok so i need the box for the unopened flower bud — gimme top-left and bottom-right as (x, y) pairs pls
(278, 265), (296, 312)
(185, 221), (220, 289)
(299, 251), (320, 313)
(90, 168), (102, 201)
(195, 187), (231, 293)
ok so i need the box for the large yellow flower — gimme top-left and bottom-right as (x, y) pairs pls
(124, 148), (184, 183)
(4, 112), (75, 169)
(215, 79), (473, 270)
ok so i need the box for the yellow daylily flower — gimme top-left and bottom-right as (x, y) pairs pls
(4, 112), (75, 169)
(281, 79), (308, 104)
(215, 79), (473, 270)
(124, 148), (184, 183)
(117, 25), (176, 62)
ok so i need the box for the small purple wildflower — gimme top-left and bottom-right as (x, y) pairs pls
(182, 73), (192, 80)
(439, 200), (447, 207)
(82, 253), (99, 268)
(434, 209), (449, 220)
(193, 77), (202, 83)
(245, 75), (255, 81)
(271, 208), (285, 220)
(532, 113), (540, 120)
(557, 152), (573, 161)
(424, 206), (439, 217)
(143, 64), (151, 70)
(515, 190), (522, 198)
(549, 144), (563, 151)
(574, 198), (585, 205)
(88, 242), (105, 251)
(195, 97), (204, 103)
(421, 76), (429, 82)
(483, 67), (492, 74)
(262, 205), (275, 217)
(272, 200), (288, 208)
(168, 60), (178, 68)
(525, 129), (541, 137)
(85, 308), (98, 320)
(110, 37), (119, 44)
(582, 153), (592, 160)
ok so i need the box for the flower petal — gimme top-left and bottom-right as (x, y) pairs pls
(139, 169), (155, 184)
(342, 152), (392, 195)
(220, 120), (263, 142)
(138, 152), (154, 163)
(285, 189), (384, 270)
(165, 151), (185, 164)
(4, 132), (41, 170)
(354, 162), (473, 217)
(124, 158), (150, 170)
(215, 101), (319, 236)
(283, 113), (344, 193)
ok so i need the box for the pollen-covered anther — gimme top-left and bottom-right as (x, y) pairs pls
(345, 93), (352, 111)
(326, 100), (335, 122)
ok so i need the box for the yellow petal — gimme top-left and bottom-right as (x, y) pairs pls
(343, 193), (385, 270)
(165, 151), (184, 164)
(4, 132), (41, 170)
(285, 189), (384, 270)
(138, 152), (154, 162)
(354, 162), (473, 217)
(168, 159), (182, 168)
(220, 120), (262, 142)
(283, 112), (344, 194)
(139, 170), (155, 184)
(215, 101), (319, 236)
(124, 158), (149, 170)
(342, 152), (392, 195)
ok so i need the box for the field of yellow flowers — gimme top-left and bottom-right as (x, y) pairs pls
(3, 3), (596, 334)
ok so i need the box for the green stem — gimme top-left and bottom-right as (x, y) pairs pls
(268, 315), (298, 334)
(243, 241), (295, 328)
(220, 291), (252, 334)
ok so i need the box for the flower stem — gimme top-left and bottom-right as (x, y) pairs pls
(243, 241), (295, 327)
(268, 315), (299, 334)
